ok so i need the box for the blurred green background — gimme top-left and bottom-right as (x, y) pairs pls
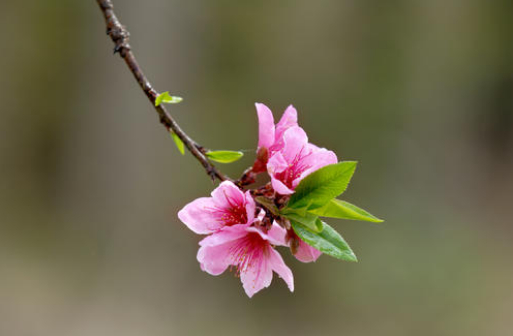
(1, 1), (512, 335)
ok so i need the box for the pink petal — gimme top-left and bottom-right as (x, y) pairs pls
(293, 148), (338, 188)
(265, 223), (288, 247)
(268, 150), (295, 195)
(268, 152), (296, 194)
(244, 224), (286, 247)
(271, 177), (295, 195)
(245, 226), (267, 239)
(255, 103), (275, 150)
(198, 224), (249, 247)
(244, 191), (256, 223)
(294, 240), (322, 263)
(178, 197), (223, 234)
(281, 126), (309, 163)
(305, 146), (338, 169)
(256, 208), (266, 221)
(268, 248), (294, 292)
(240, 245), (273, 298)
(267, 152), (288, 175)
(211, 181), (246, 210)
(270, 105), (298, 152)
(197, 225), (251, 276)
(275, 105), (298, 140)
(197, 242), (234, 275)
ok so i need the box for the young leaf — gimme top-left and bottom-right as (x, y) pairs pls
(288, 161), (357, 211)
(155, 91), (183, 106)
(309, 199), (383, 223)
(170, 131), (185, 155)
(291, 220), (357, 262)
(282, 210), (322, 232)
(206, 150), (244, 164)
(254, 196), (280, 216)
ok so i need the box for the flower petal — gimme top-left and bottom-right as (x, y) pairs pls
(211, 181), (246, 210)
(244, 190), (256, 223)
(302, 146), (338, 170)
(275, 105), (298, 140)
(268, 152), (296, 194)
(268, 248), (294, 292)
(197, 242), (234, 275)
(267, 152), (288, 175)
(198, 224), (249, 247)
(270, 105), (298, 152)
(281, 126), (309, 163)
(256, 103), (275, 150)
(271, 177), (295, 195)
(293, 148), (338, 188)
(294, 240), (322, 263)
(244, 224), (286, 247)
(266, 223), (289, 247)
(178, 197), (223, 234)
(197, 225), (250, 275)
(240, 245), (273, 298)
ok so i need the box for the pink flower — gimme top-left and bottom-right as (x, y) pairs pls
(267, 126), (338, 195)
(198, 223), (294, 297)
(256, 103), (298, 153)
(178, 181), (255, 235)
(254, 103), (298, 171)
(294, 240), (322, 263)
(257, 106), (336, 263)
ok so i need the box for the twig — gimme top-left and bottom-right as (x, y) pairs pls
(96, 0), (230, 182)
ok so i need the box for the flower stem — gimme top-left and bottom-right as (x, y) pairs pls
(96, 0), (230, 182)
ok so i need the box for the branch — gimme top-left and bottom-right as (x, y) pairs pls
(96, 0), (230, 182)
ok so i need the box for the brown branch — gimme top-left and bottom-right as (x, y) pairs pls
(96, 0), (230, 182)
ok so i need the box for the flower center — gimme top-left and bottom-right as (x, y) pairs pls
(229, 232), (268, 276)
(276, 148), (313, 189)
(219, 205), (248, 226)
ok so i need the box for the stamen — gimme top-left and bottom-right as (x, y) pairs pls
(227, 233), (268, 279)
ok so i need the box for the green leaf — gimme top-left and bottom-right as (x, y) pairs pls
(254, 197), (280, 216)
(309, 199), (383, 223)
(291, 220), (357, 262)
(288, 161), (357, 211)
(170, 131), (185, 155)
(281, 208), (322, 232)
(205, 150), (244, 164)
(155, 91), (183, 106)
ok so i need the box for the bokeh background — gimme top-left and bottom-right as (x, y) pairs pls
(1, 1), (512, 335)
